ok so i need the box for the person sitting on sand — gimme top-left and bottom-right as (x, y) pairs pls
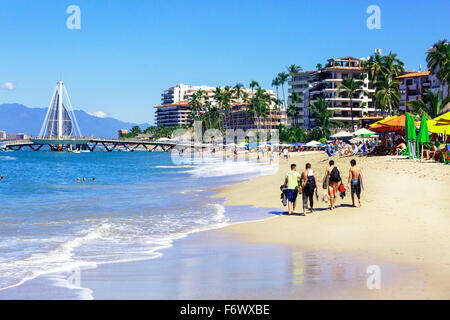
(283, 163), (301, 215)
(425, 141), (438, 160)
(300, 163), (318, 216)
(347, 159), (363, 208)
(324, 160), (341, 210)
(395, 141), (407, 155)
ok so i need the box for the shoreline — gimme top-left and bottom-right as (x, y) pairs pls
(213, 151), (450, 299)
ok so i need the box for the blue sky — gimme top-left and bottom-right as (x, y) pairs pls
(0, 0), (449, 125)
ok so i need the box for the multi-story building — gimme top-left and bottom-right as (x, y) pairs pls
(0, 131), (6, 140)
(288, 56), (377, 129)
(225, 103), (287, 131)
(161, 84), (216, 105)
(396, 71), (432, 112)
(155, 84), (277, 128)
(154, 100), (191, 127)
(6, 133), (27, 140)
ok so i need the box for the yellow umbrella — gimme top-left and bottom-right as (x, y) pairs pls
(427, 112), (450, 134)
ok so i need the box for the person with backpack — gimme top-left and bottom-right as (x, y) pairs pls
(323, 160), (341, 210)
(300, 163), (318, 216)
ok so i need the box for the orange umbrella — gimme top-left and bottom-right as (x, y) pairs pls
(380, 115), (420, 129)
(381, 115), (407, 129)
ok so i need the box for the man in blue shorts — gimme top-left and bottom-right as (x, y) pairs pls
(283, 163), (301, 215)
(347, 159), (363, 207)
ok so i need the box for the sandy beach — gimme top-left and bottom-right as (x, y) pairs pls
(214, 151), (450, 299)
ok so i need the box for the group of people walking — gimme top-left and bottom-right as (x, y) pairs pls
(282, 159), (363, 216)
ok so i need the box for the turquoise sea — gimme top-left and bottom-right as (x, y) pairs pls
(0, 151), (277, 294)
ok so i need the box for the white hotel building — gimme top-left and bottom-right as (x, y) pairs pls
(289, 56), (377, 129)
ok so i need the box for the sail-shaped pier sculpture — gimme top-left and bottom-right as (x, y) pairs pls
(32, 81), (89, 149)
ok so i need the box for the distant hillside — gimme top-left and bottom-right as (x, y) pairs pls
(0, 103), (149, 138)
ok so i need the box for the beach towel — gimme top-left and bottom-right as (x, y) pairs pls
(280, 185), (287, 206)
(359, 173), (364, 190)
(323, 174), (329, 190)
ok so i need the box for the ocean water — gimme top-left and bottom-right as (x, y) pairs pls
(0, 150), (277, 293)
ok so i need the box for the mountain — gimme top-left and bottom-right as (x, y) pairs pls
(0, 103), (150, 138)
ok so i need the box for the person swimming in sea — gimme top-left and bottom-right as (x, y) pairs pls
(347, 159), (363, 208)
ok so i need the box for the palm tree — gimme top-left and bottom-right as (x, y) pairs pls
(427, 40), (450, 98)
(272, 77), (281, 100)
(287, 92), (302, 126)
(382, 52), (405, 78)
(248, 87), (271, 133)
(188, 89), (206, 123)
(373, 74), (401, 116)
(337, 76), (367, 131)
(362, 52), (388, 83)
(204, 103), (225, 130)
(287, 64), (302, 83)
(308, 98), (338, 139)
(278, 72), (289, 107)
(407, 90), (450, 119)
(316, 63), (323, 70)
(249, 80), (260, 101)
(233, 83), (244, 103)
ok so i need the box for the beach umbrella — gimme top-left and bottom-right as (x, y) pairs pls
(417, 115), (430, 161)
(353, 128), (375, 137)
(305, 140), (321, 147)
(330, 131), (353, 139)
(427, 112), (450, 134)
(404, 113), (416, 159)
(409, 114), (417, 159)
(369, 115), (397, 128)
(369, 116), (399, 132)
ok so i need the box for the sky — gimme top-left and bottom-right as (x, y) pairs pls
(0, 0), (449, 125)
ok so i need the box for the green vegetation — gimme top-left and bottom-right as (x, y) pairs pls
(407, 90), (450, 119)
(426, 39), (449, 97)
(120, 125), (186, 140)
(361, 51), (404, 117)
(187, 81), (277, 134)
(308, 98), (342, 139)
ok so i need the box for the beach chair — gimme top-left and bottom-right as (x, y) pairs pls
(352, 144), (364, 156)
